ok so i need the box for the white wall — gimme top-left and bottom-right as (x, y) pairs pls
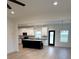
(48, 23), (71, 47)
(7, 19), (18, 54)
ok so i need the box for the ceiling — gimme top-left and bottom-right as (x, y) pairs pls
(7, 0), (71, 25)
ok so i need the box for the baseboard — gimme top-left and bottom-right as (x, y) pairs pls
(7, 51), (18, 55)
(55, 46), (71, 48)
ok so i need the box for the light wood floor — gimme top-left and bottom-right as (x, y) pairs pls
(7, 45), (71, 59)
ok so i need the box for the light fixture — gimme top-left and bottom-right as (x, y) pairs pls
(53, 1), (58, 6)
(11, 11), (14, 14)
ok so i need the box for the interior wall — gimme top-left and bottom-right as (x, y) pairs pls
(18, 23), (71, 47)
(7, 19), (18, 54)
(48, 23), (71, 47)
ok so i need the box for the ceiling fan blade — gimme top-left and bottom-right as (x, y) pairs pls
(9, 0), (25, 6)
(7, 4), (12, 9)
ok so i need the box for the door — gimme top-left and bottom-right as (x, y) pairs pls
(48, 30), (55, 46)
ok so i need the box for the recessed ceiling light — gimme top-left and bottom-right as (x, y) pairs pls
(11, 11), (14, 14)
(53, 1), (58, 6)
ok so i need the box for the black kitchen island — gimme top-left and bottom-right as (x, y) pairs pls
(22, 39), (43, 49)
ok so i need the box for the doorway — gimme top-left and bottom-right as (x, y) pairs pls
(48, 30), (55, 46)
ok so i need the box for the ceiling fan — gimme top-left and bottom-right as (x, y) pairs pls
(7, 0), (26, 9)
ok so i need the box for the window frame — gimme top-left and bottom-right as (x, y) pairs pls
(35, 31), (42, 39)
(60, 30), (69, 43)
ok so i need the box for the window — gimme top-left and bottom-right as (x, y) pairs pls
(60, 30), (69, 42)
(35, 31), (41, 39)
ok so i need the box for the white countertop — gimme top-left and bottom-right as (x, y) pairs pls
(23, 39), (42, 41)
